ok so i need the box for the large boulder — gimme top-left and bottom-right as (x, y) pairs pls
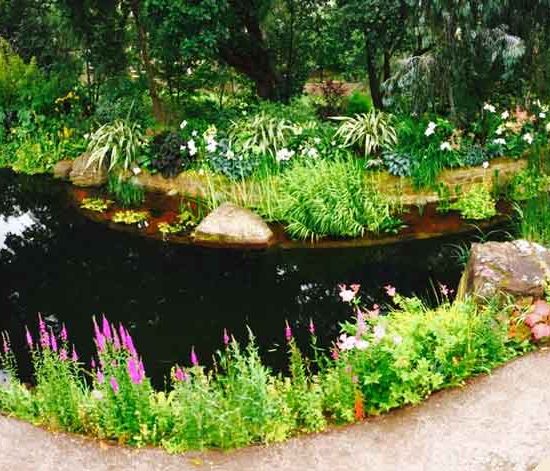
(458, 240), (550, 300)
(52, 160), (73, 180)
(192, 203), (275, 247)
(69, 153), (108, 187)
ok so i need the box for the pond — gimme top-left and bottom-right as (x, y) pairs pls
(0, 169), (505, 386)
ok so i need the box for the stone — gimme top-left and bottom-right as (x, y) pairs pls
(192, 203), (275, 247)
(52, 160), (73, 180)
(69, 152), (108, 187)
(458, 239), (550, 300)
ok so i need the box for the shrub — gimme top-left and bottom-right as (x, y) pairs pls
(147, 131), (193, 178)
(346, 91), (372, 116)
(86, 120), (145, 172)
(451, 184), (497, 220)
(333, 111), (397, 158)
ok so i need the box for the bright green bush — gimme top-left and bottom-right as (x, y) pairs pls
(346, 91), (372, 115)
(450, 184), (497, 220)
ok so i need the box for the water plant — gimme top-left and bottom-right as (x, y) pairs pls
(111, 210), (149, 225)
(80, 198), (113, 213)
(450, 184), (497, 220)
(514, 195), (550, 245)
(107, 175), (145, 208)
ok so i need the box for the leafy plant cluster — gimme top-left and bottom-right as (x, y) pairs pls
(450, 184), (497, 220)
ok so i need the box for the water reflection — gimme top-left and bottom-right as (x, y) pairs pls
(0, 170), (474, 386)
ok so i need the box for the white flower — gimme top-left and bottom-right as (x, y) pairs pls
(306, 147), (319, 158)
(355, 339), (370, 350)
(180, 120), (188, 130)
(546, 122), (550, 133)
(192, 130), (198, 137)
(187, 139), (197, 156)
(493, 138), (506, 146)
(425, 121), (437, 137)
(186, 68), (193, 75)
(440, 141), (452, 152)
(392, 335), (403, 346)
(455, 27), (462, 40)
(91, 389), (104, 401)
(276, 148), (295, 162)
(501, 110), (509, 120)
(337, 334), (356, 351)
(132, 167), (142, 176)
(313, 137), (321, 145)
(483, 103), (496, 113)
(226, 149), (235, 159)
(482, 161), (490, 169)
(206, 137), (217, 153)
(540, 112), (546, 119)
(523, 133), (534, 145)
(373, 324), (385, 341)
(495, 125), (505, 135)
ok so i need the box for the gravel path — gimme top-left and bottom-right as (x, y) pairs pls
(1, 350), (549, 471)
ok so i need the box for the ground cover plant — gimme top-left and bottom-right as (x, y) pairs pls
(0, 285), (534, 452)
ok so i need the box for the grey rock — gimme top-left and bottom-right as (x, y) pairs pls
(458, 239), (550, 300)
(69, 152), (108, 187)
(192, 203), (275, 247)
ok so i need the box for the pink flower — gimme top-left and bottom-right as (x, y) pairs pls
(331, 347), (339, 360)
(50, 330), (58, 352)
(355, 309), (367, 337)
(60, 324), (68, 342)
(174, 366), (188, 382)
(350, 284), (361, 295)
(59, 348), (68, 361)
(1, 333), (9, 354)
(113, 330), (121, 350)
(384, 285), (396, 298)
(525, 300), (550, 327)
(102, 315), (112, 341)
(127, 357), (144, 385)
(532, 323), (550, 340)
(110, 376), (119, 394)
(38, 313), (46, 336)
(25, 327), (33, 349)
(97, 369), (105, 384)
(71, 346), (78, 362)
(223, 328), (230, 346)
(338, 284), (356, 303)
(190, 346), (199, 366)
(285, 321), (293, 342)
(373, 324), (386, 341)
(309, 318), (316, 336)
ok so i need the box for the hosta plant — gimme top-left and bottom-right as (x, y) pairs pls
(332, 111), (397, 158)
(382, 150), (413, 177)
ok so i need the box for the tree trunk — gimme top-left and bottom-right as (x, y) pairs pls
(128, 0), (164, 122)
(366, 47), (383, 109)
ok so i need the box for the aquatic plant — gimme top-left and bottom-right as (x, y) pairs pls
(80, 198), (113, 213)
(514, 194), (550, 246)
(107, 175), (145, 208)
(111, 210), (149, 225)
(450, 184), (497, 220)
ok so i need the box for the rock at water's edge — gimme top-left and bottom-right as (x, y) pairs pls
(458, 239), (550, 300)
(53, 160), (73, 180)
(69, 153), (108, 187)
(192, 203), (275, 247)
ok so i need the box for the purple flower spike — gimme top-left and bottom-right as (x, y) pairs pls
(125, 330), (137, 357)
(285, 321), (292, 342)
(356, 308), (367, 337)
(113, 330), (121, 350)
(59, 348), (68, 361)
(97, 369), (104, 384)
(95, 332), (106, 352)
(91, 357), (96, 369)
(190, 346), (199, 367)
(174, 366), (188, 382)
(127, 357), (144, 385)
(223, 328), (230, 346)
(309, 318), (316, 336)
(50, 329), (58, 352)
(2, 333), (10, 354)
(25, 327), (33, 350)
(102, 315), (112, 341)
(71, 346), (78, 362)
(118, 324), (127, 348)
(60, 324), (68, 342)
(40, 330), (50, 350)
(110, 376), (119, 394)
(38, 313), (46, 336)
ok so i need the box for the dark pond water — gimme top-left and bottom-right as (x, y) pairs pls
(0, 169), (505, 386)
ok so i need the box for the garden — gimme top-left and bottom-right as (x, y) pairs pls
(2, 0), (550, 459)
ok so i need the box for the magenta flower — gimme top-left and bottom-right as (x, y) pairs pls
(223, 328), (230, 346)
(91, 357), (96, 369)
(309, 318), (316, 336)
(25, 327), (33, 349)
(174, 366), (188, 382)
(50, 330), (58, 352)
(60, 324), (68, 342)
(119, 324), (126, 348)
(71, 346), (78, 362)
(384, 284), (396, 298)
(113, 330), (121, 350)
(127, 357), (144, 385)
(190, 346), (199, 367)
(59, 348), (68, 361)
(38, 313), (46, 336)
(110, 376), (119, 394)
(102, 315), (112, 341)
(2, 333), (10, 354)
(97, 369), (105, 384)
(124, 330), (137, 357)
(285, 320), (293, 342)
(95, 332), (106, 352)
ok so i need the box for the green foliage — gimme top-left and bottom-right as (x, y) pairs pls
(157, 208), (198, 236)
(206, 139), (259, 181)
(273, 158), (402, 240)
(147, 131), (192, 178)
(80, 198), (113, 213)
(86, 120), (145, 173)
(333, 111), (398, 157)
(514, 195), (550, 246)
(382, 149), (413, 177)
(461, 144), (489, 167)
(508, 169), (550, 201)
(451, 184), (497, 220)
(107, 176), (145, 209)
(346, 91), (372, 116)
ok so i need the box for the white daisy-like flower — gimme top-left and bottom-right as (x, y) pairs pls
(482, 161), (490, 169)
(483, 103), (496, 113)
(191, 130), (198, 137)
(501, 110), (510, 119)
(425, 121), (437, 137)
(187, 139), (197, 156)
(440, 141), (452, 151)
(523, 133), (534, 144)
(206, 140), (217, 153)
